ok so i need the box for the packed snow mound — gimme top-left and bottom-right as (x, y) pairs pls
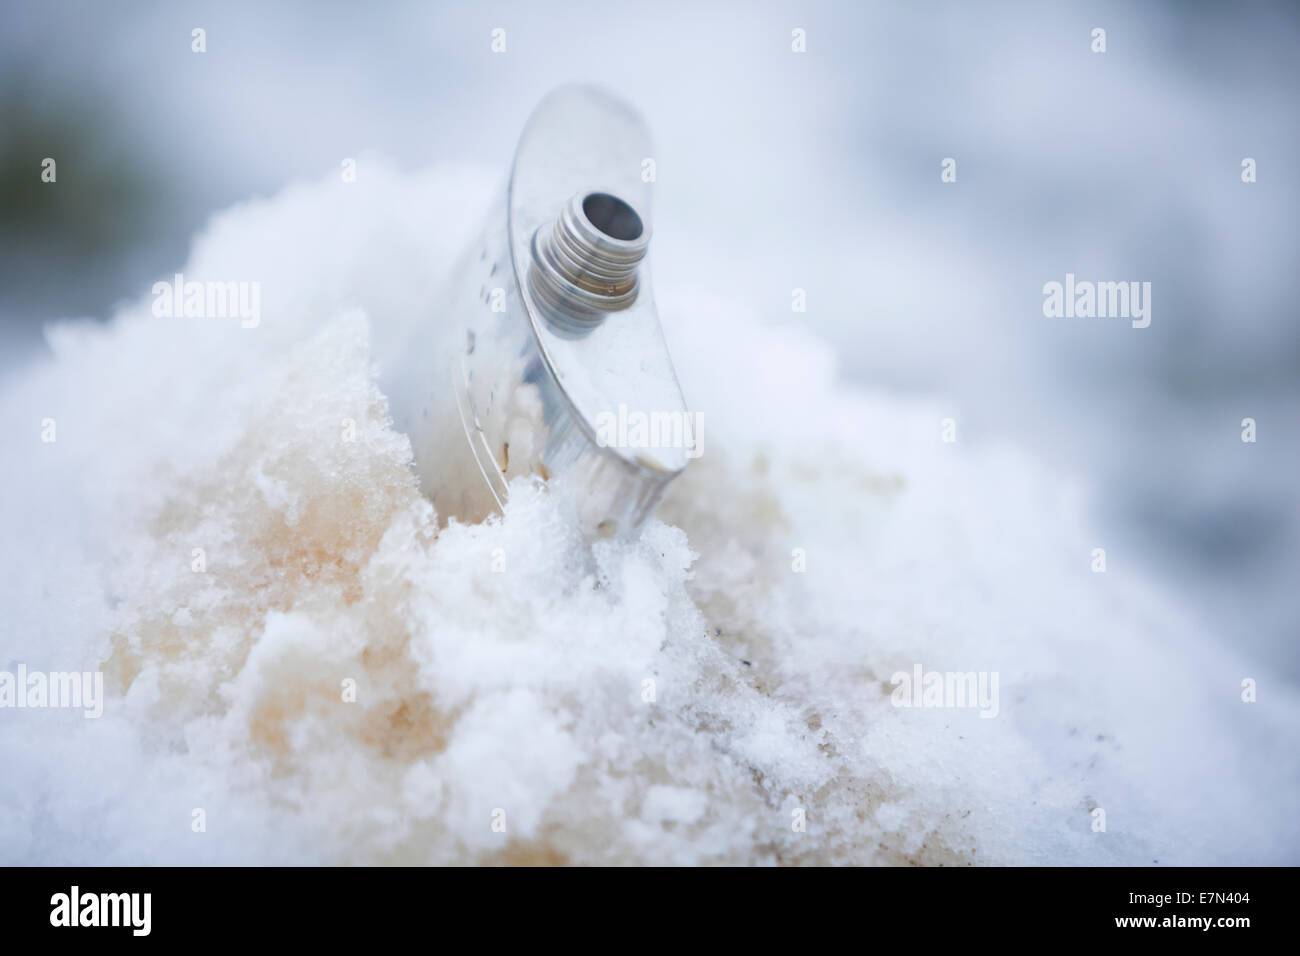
(1, 160), (1296, 865)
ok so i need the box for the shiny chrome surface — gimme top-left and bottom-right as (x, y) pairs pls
(385, 84), (691, 538)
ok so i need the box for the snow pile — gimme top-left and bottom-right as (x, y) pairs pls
(1, 161), (1296, 864)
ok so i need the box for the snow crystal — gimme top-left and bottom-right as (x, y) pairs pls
(1, 159), (1295, 865)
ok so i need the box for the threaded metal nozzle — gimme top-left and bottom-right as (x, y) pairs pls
(529, 191), (650, 332)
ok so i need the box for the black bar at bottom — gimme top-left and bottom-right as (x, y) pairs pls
(0, 865), (1278, 941)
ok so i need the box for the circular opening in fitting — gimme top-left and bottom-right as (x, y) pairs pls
(582, 192), (643, 242)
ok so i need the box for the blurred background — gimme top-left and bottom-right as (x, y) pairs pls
(2, 0), (1297, 677)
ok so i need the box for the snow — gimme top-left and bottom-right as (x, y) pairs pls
(1, 159), (1296, 865)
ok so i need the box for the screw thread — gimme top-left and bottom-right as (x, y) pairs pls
(530, 192), (649, 331)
